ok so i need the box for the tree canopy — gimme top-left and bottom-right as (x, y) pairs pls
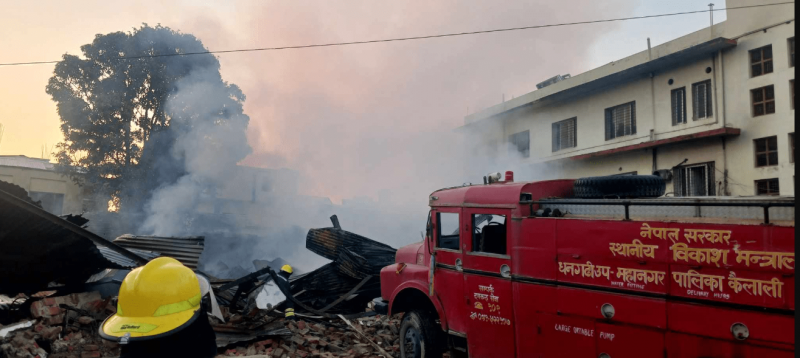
(46, 24), (249, 211)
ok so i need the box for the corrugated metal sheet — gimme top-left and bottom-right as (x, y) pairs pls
(0, 182), (139, 294)
(97, 247), (160, 268)
(297, 226), (395, 312)
(306, 228), (395, 262)
(113, 235), (205, 269)
(306, 228), (396, 279)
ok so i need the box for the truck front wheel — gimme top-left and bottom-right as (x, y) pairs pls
(399, 310), (444, 358)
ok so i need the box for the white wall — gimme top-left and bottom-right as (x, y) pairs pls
(721, 21), (795, 195)
(0, 166), (86, 214)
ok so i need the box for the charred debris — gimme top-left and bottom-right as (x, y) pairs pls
(1, 181), (402, 357)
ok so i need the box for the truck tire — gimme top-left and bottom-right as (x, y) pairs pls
(573, 175), (666, 198)
(399, 310), (445, 358)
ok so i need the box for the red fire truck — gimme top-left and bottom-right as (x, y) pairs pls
(377, 172), (795, 358)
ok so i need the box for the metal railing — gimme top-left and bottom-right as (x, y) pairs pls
(522, 199), (795, 224)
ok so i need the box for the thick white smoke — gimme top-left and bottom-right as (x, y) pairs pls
(142, 66), (251, 236)
(78, 1), (642, 276)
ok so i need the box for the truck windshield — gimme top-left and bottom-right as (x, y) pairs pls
(437, 212), (460, 250)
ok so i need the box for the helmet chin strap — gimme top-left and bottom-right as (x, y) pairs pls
(120, 332), (131, 345)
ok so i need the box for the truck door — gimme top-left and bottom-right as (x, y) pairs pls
(431, 208), (468, 337)
(462, 208), (516, 357)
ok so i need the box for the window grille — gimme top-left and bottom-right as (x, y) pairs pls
(755, 178), (780, 195)
(692, 80), (713, 119)
(605, 102), (636, 140)
(672, 162), (716, 197)
(552, 117), (577, 151)
(671, 87), (687, 125)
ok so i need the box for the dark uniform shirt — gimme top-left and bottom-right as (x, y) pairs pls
(118, 310), (217, 358)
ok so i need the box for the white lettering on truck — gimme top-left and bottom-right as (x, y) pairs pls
(572, 327), (594, 337)
(599, 332), (615, 341)
(554, 324), (571, 333)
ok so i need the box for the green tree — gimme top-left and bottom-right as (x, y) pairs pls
(46, 24), (248, 211)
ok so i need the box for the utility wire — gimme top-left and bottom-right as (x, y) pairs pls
(0, 1), (794, 67)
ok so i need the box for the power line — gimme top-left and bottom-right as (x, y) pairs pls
(0, 1), (794, 67)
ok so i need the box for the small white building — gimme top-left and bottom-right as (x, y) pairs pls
(0, 155), (89, 215)
(461, 0), (794, 197)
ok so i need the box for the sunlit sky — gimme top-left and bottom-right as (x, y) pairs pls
(0, 0), (728, 200)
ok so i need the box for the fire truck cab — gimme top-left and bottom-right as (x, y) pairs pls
(379, 173), (794, 358)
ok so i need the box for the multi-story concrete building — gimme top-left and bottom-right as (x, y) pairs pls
(461, 0), (795, 197)
(0, 155), (89, 214)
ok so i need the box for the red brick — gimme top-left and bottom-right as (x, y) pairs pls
(80, 351), (101, 358)
(41, 326), (62, 340)
(47, 315), (64, 325)
(82, 344), (99, 351)
(256, 339), (273, 346)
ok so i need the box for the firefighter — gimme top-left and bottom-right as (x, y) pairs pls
(269, 264), (295, 321)
(99, 257), (218, 358)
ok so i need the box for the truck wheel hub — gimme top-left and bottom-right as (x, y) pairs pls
(404, 327), (420, 356)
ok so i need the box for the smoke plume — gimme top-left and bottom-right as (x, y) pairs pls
(76, 1), (641, 277)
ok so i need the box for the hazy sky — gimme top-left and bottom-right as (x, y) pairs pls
(0, 0), (726, 202)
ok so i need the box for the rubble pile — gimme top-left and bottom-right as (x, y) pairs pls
(0, 292), (120, 358)
(218, 315), (403, 358)
(1, 182), (408, 358)
(215, 216), (398, 318)
(0, 295), (409, 358)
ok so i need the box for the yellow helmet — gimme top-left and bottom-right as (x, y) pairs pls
(280, 264), (293, 274)
(99, 257), (205, 341)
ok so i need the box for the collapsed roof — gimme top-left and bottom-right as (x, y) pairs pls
(0, 181), (147, 294)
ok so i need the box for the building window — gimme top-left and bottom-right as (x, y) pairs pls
(673, 162), (716, 197)
(28, 191), (65, 215)
(789, 37), (795, 67)
(750, 45), (773, 77)
(508, 130), (530, 158)
(436, 212), (460, 250)
(604, 101), (636, 140)
(791, 80), (795, 109)
(671, 87), (687, 125)
(552, 117), (577, 151)
(692, 80), (713, 119)
(754, 136), (778, 167)
(790, 133), (795, 163)
(751, 85), (776, 116)
(755, 178), (780, 196)
(472, 214), (506, 255)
